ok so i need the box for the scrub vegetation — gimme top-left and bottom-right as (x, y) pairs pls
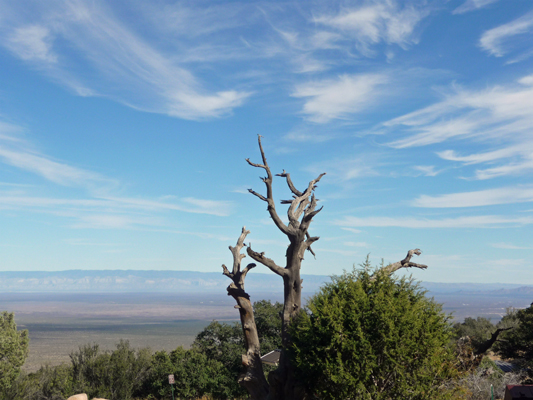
(2, 280), (532, 400)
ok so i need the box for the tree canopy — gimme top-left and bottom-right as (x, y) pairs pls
(289, 266), (458, 400)
(453, 317), (495, 349)
(495, 303), (533, 374)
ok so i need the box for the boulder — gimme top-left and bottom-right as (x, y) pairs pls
(67, 395), (88, 400)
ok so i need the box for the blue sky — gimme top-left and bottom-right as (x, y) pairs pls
(0, 0), (532, 284)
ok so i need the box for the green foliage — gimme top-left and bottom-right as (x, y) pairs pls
(191, 300), (283, 397)
(3, 356), (73, 400)
(452, 317), (495, 353)
(289, 266), (458, 400)
(0, 312), (29, 393)
(70, 340), (152, 400)
(496, 303), (533, 370)
(34, 364), (74, 399)
(192, 320), (245, 397)
(253, 300), (283, 355)
(144, 346), (233, 399)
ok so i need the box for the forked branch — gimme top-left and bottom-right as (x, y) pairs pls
(222, 227), (257, 297)
(373, 249), (428, 279)
(247, 136), (326, 242)
(287, 173), (326, 224)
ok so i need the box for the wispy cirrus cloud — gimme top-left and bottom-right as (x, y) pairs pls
(0, 193), (232, 217)
(0, 146), (117, 191)
(293, 73), (388, 123)
(413, 165), (441, 177)
(307, 153), (381, 183)
(479, 11), (533, 60)
(0, 0), (249, 120)
(335, 215), (533, 229)
(413, 186), (533, 208)
(0, 121), (233, 228)
(5, 25), (57, 63)
(0, 124), (117, 192)
(314, 1), (431, 56)
(490, 242), (532, 250)
(382, 74), (533, 179)
(453, 0), (500, 14)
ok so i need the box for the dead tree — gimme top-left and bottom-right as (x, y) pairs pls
(222, 227), (269, 399)
(224, 136), (430, 400)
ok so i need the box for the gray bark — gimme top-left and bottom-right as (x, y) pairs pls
(222, 227), (269, 400)
(244, 135), (325, 400)
(371, 249), (428, 281)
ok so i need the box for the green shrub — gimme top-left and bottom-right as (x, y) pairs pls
(290, 266), (458, 400)
(0, 312), (29, 394)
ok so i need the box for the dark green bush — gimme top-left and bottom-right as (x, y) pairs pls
(290, 266), (458, 400)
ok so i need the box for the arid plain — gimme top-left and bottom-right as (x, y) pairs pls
(2, 292), (255, 372)
(2, 286), (532, 372)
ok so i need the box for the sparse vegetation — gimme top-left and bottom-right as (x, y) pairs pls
(2, 291), (532, 399)
(1, 301), (283, 400)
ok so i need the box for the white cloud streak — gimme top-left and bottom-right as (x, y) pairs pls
(382, 74), (533, 179)
(0, 123), (233, 229)
(0, 146), (116, 191)
(0, 0), (249, 120)
(293, 73), (388, 123)
(480, 11), (533, 58)
(335, 215), (533, 229)
(413, 186), (533, 208)
(5, 25), (57, 63)
(413, 165), (440, 176)
(314, 1), (430, 55)
(490, 242), (531, 250)
(453, 0), (500, 14)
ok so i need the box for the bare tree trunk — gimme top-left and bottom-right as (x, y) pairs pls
(222, 228), (269, 400)
(244, 136), (325, 400)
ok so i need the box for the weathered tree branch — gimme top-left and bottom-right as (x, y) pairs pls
(376, 249), (428, 277)
(221, 227), (269, 400)
(475, 327), (514, 355)
(287, 173), (326, 225)
(305, 232), (318, 258)
(246, 136), (292, 237)
(247, 245), (287, 277)
(276, 170), (303, 196)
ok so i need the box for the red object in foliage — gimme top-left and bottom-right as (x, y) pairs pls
(504, 385), (533, 400)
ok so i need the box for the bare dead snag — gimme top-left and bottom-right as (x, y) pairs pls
(244, 135), (325, 400)
(222, 227), (269, 400)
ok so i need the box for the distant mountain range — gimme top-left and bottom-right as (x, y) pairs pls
(0, 270), (532, 296)
(0, 270), (326, 294)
